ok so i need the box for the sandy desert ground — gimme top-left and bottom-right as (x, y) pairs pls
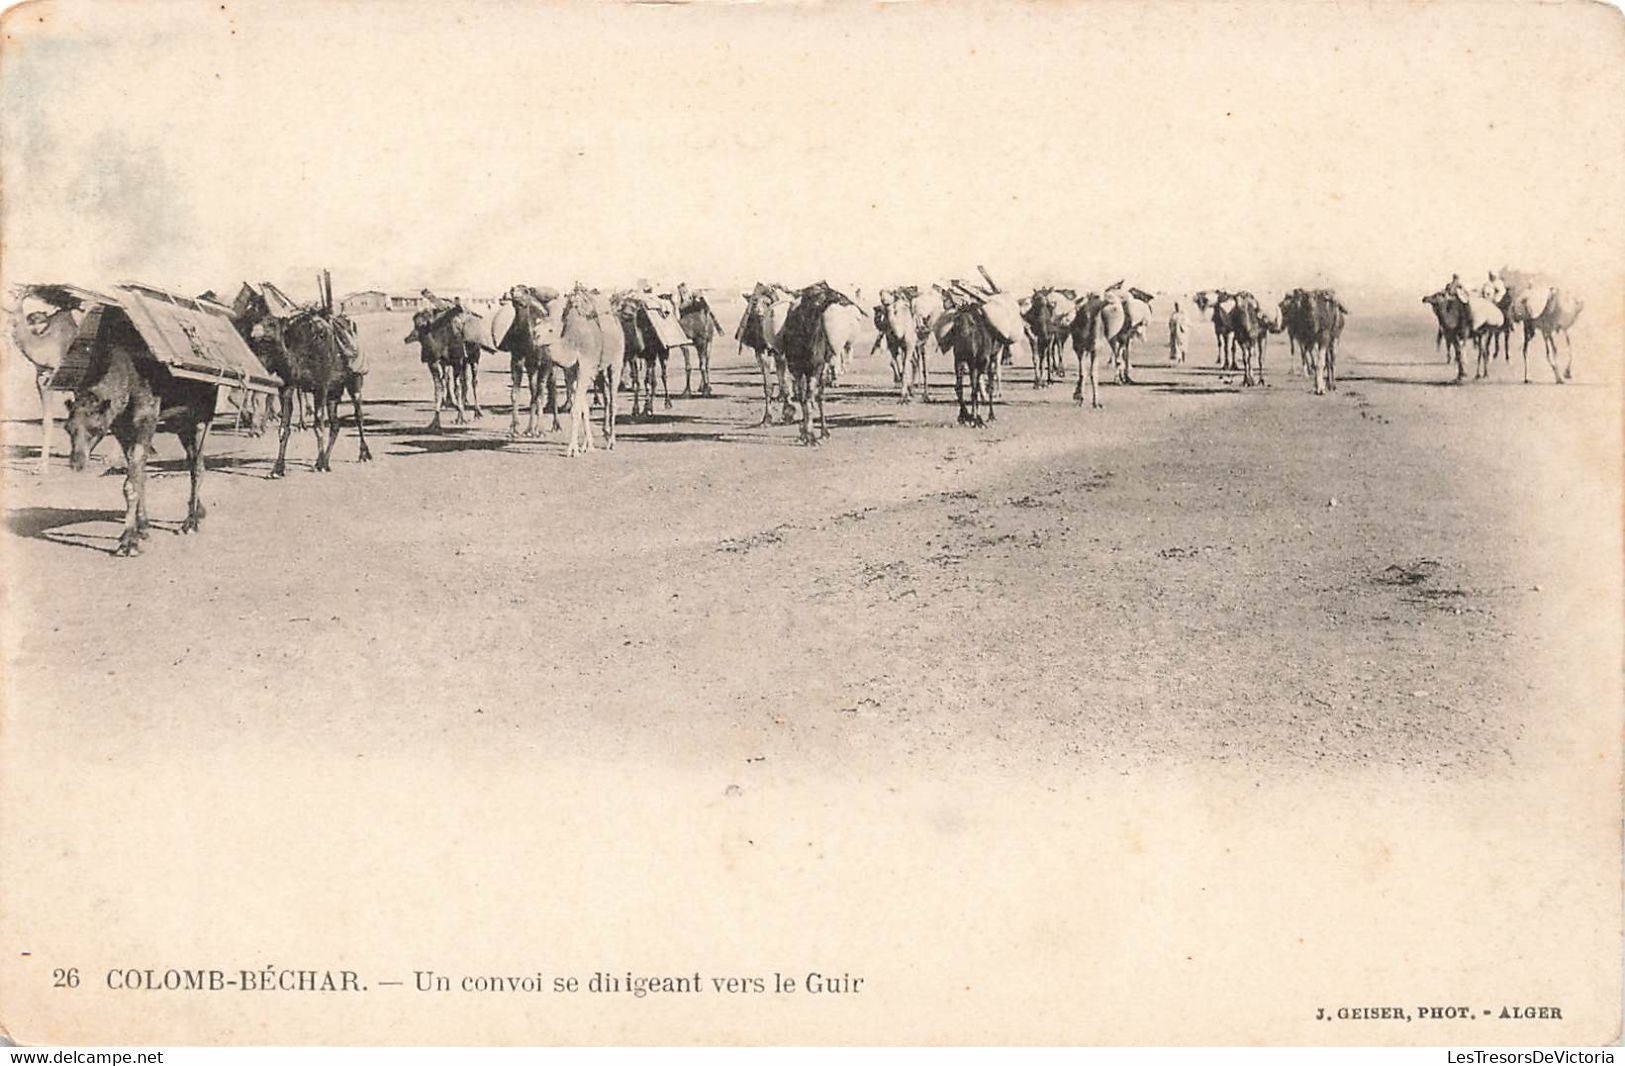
(3, 307), (1612, 777)
(1, 305), (1619, 1044)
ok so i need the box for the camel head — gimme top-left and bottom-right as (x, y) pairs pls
(8, 298), (81, 372)
(247, 311), (286, 351)
(63, 389), (112, 471)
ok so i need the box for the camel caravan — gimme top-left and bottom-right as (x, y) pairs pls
(2, 262), (1587, 557)
(1422, 269), (1584, 385)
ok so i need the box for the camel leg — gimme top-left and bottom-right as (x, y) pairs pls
(322, 394), (341, 470)
(114, 436), (147, 557)
(576, 369), (596, 454)
(178, 419), (208, 533)
(919, 338), (931, 404)
(565, 367), (583, 457)
(508, 355), (523, 437)
(1089, 351), (1101, 409)
(346, 382), (371, 462)
(1562, 331), (1573, 381)
(661, 355), (672, 410)
(955, 359), (971, 425)
(602, 363), (617, 449)
(817, 372), (829, 440)
(310, 392), (331, 472)
(468, 353), (483, 417)
(36, 369), (52, 476)
(426, 366), (444, 431)
(777, 354), (796, 424)
(272, 387), (296, 477)
(797, 374), (815, 446)
(525, 364), (541, 436)
(1543, 330), (1561, 383)
(681, 346), (694, 397)
(754, 350), (774, 427)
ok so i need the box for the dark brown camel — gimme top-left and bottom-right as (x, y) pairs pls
(497, 285), (562, 437)
(780, 281), (856, 445)
(1022, 288), (1075, 388)
(1422, 290), (1470, 381)
(615, 293), (681, 419)
(1193, 290), (1238, 369)
(63, 310), (216, 557)
(235, 291), (371, 475)
(1282, 289), (1347, 395)
(939, 303), (1002, 427)
(406, 305), (470, 430)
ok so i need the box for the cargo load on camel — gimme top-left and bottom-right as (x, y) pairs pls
(24, 281), (284, 395)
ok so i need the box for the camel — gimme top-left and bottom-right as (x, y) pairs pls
(6, 287), (84, 475)
(615, 292), (684, 419)
(1282, 289), (1346, 395)
(676, 284), (724, 397)
(1503, 277), (1583, 384)
(1193, 290), (1238, 369)
(1069, 294), (1109, 410)
(1423, 291), (1471, 381)
(406, 305), (472, 429)
(416, 292), (489, 417)
(779, 282), (856, 445)
(551, 286), (624, 455)
(937, 302), (1002, 428)
(1022, 288), (1076, 388)
(235, 290), (370, 476)
(737, 283), (796, 426)
(910, 287), (946, 363)
(1090, 291), (1137, 385)
(1461, 294), (1506, 380)
(1226, 292), (1269, 387)
(1520, 287), (1583, 384)
(877, 288), (924, 402)
(820, 298), (864, 385)
(448, 307), (490, 417)
(940, 273), (1023, 400)
(498, 285), (562, 437)
(62, 309), (216, 557)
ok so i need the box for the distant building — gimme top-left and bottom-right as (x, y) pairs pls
(340, 290), (389, 314)
(417, 289), (499, 313)
(387, 293), (424, 312)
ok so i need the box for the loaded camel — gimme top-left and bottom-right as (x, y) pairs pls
(62, 308), (216, 556)
(235, 286), (371, 475)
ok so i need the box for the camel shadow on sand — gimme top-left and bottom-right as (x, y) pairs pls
(4, 506), (165, 554)
(387, 436), (514, 457)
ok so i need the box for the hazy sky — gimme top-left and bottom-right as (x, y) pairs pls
(2, 0), (1622, 307)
